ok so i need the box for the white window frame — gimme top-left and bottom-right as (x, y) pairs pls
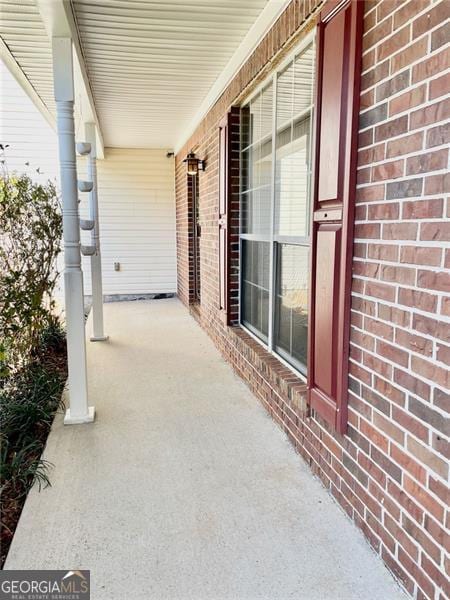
(239, 32), (315, 382)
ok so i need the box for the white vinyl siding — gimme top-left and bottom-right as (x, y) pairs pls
(0, 61), (58, 181)
(78, 148), (177, 296)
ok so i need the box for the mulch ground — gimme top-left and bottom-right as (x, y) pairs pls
(0, 340), (67, 568)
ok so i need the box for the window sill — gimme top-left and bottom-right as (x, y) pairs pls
(228, 325), (308, 417)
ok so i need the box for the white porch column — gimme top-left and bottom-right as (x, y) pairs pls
(52, 37), (95, 424)
(85, 122), (108, 342)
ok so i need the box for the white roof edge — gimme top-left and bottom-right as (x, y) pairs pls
(0, 37), (56, 131)
(174, 0), (291, 154)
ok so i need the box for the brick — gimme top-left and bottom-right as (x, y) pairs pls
(420, 221), (450, 241)
(363, 351), (392, 379)
(430, 71), (450, 101)
(380, 265), (415, 285)
(381, 547), (414, 595)
(378, 303), (410, 328)
(398, 288), (437, 313)
(412, 47), (450, 84)
(409, 397), (450, 437)
(354, 223), (381, 239)
(394, 367), (431, 401)
(365, 317), (394, 340)
(358, 143), (385, 166)
(400, 245), (442, 266)
(417, 269), (450, 293)
(360, 103), (388, 129)
(394, 0), (430, 28)
(352, 296), (376, 317)
(429, 475), (450, 507)
(343, 452), (369, 487)
(391, 36), (428, 73)
(389, 85), (426, 116)
(373, 411), (404, 444)
(386, 131), (423, 158)
(413, 1), (450, 38)
(411, 97), (450, 131)
(395, 329), (433, 356)
(377, 24), (410, 61)
(382, 222), (418, 239)
(421, 554), (450, 599)
(376, 70), (410, 102)
(392, 406), (428, 442)
(384, 513), (419, 561)
(424, 173), (450, 195)
(406, 148), (448, 175)
(371, 446), (402, 483)
(361, 60), (390, 91)
(407, 436), (449, 480)
(358, 128), (374, 148)
(386, 178), (423, 199)
(377, 339), (409, 367)
(375, 115), (408, 142)
(357, 167), (371, 185)
(437, 343), (450, 366)
(424, 514), (449, 556)
(368, 201), (399, 218)
(392, 445), (428, 487)
(432, 431), (450, 461)
(367, 243), (398, 261)
(442, 296), (450, 316)
(445, 249), (450, 269)
(431, 20), (450, 51)
(412, 355), (450, 389)
(362, 384), (391, 417)
(363, 17), (392, 52)
(365, 281), (396, 302)
(405, 508), (443, 558)
(402, 198), (443, 219)
(388, 479), (424, 522)
(426, 122), (450, 148)
(372, 160), (404, 182)
(413, 313), (450, 344)
(360, 88), (375, 111)
(356, 184), (385, 203)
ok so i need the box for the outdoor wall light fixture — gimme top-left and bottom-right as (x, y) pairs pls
(183, 151), (205, 175)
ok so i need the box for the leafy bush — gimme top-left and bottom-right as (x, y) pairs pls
(0, 167), (66, 565)
(0, 173), (62, 376)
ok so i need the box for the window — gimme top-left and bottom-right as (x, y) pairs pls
(240, 40), (315, 375)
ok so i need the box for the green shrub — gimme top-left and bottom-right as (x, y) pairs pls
(0, 173), (62, 377)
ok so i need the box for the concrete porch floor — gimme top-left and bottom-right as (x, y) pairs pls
(6, 299), (405, 600)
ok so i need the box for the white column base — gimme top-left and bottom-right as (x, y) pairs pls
(90, 335), (109, 342)
(64, 406), (96, 425)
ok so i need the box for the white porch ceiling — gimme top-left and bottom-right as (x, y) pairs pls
(72, 0), (270, 149)
(1, 0), (280, 150)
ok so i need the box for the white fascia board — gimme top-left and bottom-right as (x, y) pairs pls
(174, 0), (291, 154)
(36, 0), (104, 159)
(0, 38), (56, 130)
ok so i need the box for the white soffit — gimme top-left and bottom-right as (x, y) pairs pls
(72, 0), (272, 149)
(0, 0), (56, 120)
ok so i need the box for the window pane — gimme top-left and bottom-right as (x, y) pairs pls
(241, 84), (273, 235)
(241, 240), (270, 341)
(275, 116), (310, 238)
(274, 244), (309, 372)
(274, 43), (314, 239)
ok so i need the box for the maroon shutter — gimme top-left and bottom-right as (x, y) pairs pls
(307, 0), (364, 434)
(218, 115), (229, 318)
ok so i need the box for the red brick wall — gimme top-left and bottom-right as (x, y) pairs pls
(175, 1), (450, 598)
